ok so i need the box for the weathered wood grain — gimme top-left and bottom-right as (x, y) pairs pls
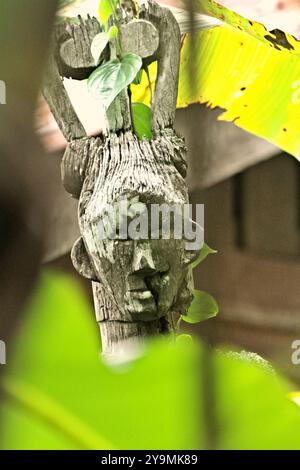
(93, 283), (175, 358)
(120, 19), (159, 57)
(76, 130), (193, 356)
(43, 2), (195, 360)
(60, 15), (101, 72)
(42, 152), (81, 264)
(140, 0), (181, 132)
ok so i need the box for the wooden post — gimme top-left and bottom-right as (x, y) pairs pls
(43, 1), (199, 360)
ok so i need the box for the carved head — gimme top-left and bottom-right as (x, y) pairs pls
(69, 131), (201, 322)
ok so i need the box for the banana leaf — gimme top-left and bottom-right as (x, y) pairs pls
(132, 0), (300, 160)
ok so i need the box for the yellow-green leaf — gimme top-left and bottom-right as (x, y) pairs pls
(108, 25), (119, 40)
(132, 0), (300, 160)
(98, 0), (118, 30)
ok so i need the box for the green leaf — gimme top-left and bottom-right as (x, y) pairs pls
(192, 243), (217, 269)
(132, 69), (143, 85)
(91, 32), (109, 65)
(98, 0), (118, 30)
(131, 102), (153, 140)
(181, 290), (219, 324)
(88, 53), (142, 109)
(2, 377), (114, 450)
(108, 25), (119, 40)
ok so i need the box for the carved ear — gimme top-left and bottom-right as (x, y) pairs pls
(61, 138), (90, 199)
(71, 237), (98, 281)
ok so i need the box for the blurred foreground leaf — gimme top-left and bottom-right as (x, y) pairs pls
(2, 271), (300, 449)
(0, 271), (199, 450)
(214, 350), (300, 449)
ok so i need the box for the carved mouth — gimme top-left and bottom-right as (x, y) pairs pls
(130, 289), (153, 300)
(127, 278), (160, 316)
(126, 288), (157, 320)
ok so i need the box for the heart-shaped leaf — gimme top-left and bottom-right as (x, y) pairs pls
(181, 290), (219, 324)
(88, 54), (142, 109)
(131, 102), (153, 140)
(91, 32), (109, 65)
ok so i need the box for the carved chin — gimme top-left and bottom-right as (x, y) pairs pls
(125, 292), (159, 322)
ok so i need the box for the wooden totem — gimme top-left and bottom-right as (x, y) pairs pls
(43, 1), (200, 359)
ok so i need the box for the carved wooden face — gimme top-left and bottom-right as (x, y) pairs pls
(74, 193), (198, 322)
(86, 204), (194, 321)
(72, 132), (199, 321)
(111, 238), (185, 321)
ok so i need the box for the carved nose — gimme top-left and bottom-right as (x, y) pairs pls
(132, 242), (156, 276)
